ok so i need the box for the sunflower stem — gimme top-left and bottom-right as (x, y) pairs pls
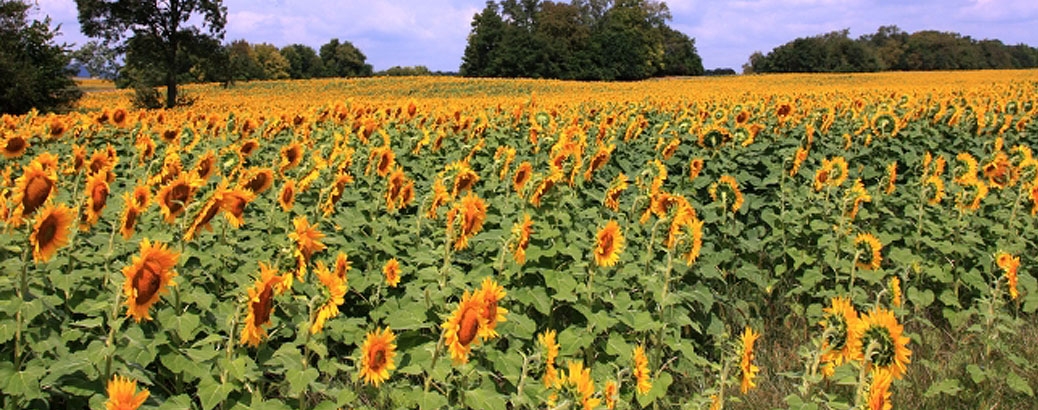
(848, 249), (862, 292)
(853, 340), (880, 407)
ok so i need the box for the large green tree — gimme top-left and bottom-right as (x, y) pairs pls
(0, 1), (81, 114)
(319, 38), (372, 77)
(76, 0), (227, 108)
(281, 43), (324, 79)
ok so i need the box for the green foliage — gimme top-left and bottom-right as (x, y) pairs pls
(76, 0), (227, 108)
(319, 38), (372, 78)
(460, 0), (703, 80)
(281, 44), (325, 80)
(72, 40), (120, 80)
(0, 1), (82, 114)
(748, 25), (1038, 74)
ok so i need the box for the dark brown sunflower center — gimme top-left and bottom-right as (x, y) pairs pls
(23, 176), (52, 215)
(5, 137), (26, 153)
(245, 174), (269, 193)
(599, 233), (614, 254)
(370, 347), (387, 370)
(253, 285), (274, 326)
(37, 214), (59, 246)
(133, 260), (163, 303)
(92, 185), (108, 212)
(458, 306), (481, 346)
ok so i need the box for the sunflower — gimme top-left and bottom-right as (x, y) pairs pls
(10, 159), (57, 226)
(119, 193), (141, 240)
(358, 327), (397, 387)
(426, 179), (450, 219)
(983, 152), (1013, 189)
(334, 252), (350, 281)
(885, 161), (898, 195)
(30, 203), (74, 263)
(954, 152), (979, 184)
(238, 139), (259, 159)
(739, 326), (760, 394)
(122, 239), (179, 322)
(240, 262), (289, 347)
(633, 344), (652, 395)
(127, 186), (149, 210)
(889, 276), (902, 308)
(511, 213), (533, 264)
(476, 278), (507, 340)
(371, 146), (396, 178)
(594, 220), (624, 267)
(846, 179), (871, 220)
(689, 158), (705, 181)
(239, 167), (274, 194)
(819, 296), (859, 377)
(384, 166), (410, 211)
(447, 192), (487, 250)
(184, 189), (224, 241)
(155, 173), (203, 224)
(867, 368), (894, 410)
(1, 133), (28, 158)
(995, 251), (1020, 300)
(81, 171), (110, 229)
(71, 144), (86, 173)
(790, 146), (809, 177)
(854, 233), (883, 271)
(584, 144), (614, 181)
(955, 179), (988, 212)
(193, 150), (217, 181)
(219, 186), (254, 228)
(603, 173), (628, 212)
(442, 289), (486, 365)
(563, 361), (601, 410)
(529, 173), (558, 207)
(924, 175), (944, 205)
(849, 306), (911, 380)
(310, 261), (347, 334)
(603, 380), (618, 410)
(105, 375), (149, 410)
(287, 216), (326, 281)
(383, 258), (401, 287)
(708, 175), (744, 213)
(539, 330), (560, 387)
(321, 171), (354, 216)
(451, 163), (480, 198)
(112, 108), (129, 127)
(512, 161), (533, 193)
(279, 142), (304, 172)
(278, 180), (296, 212)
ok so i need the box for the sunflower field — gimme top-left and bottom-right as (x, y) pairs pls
(2, 71), (1038, 409)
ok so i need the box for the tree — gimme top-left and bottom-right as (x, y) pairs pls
(281, 43), (323, 79)
(659, 25), (703, 76)
(226, 39), (262, 81)
(319, 38), (372, 77)
(76, 0), (227, 108)
(253, 42), (289, 80)
(460, 1), (506, 77)
(72, 40), (120, 79)
(0, 1), (81, 114)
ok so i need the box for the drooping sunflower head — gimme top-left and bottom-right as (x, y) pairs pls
(820, 296), (858, 359)
(632, 345), (652, 395)
(105, 374), (149, 410)
(238, 139), (260, 158)
(594, 220), (624, 268)
(218, 186), (255, 228)
(511, 213), (534, 264)
(30, 203), (74, 263)
(851, 306), (911, 380)
(185, 189), (224, 241)
(119, 193), (141, 240)
(239, 167), (274, 195)
(12, 159), (57, 225)
(854, 233), (883, 271)
(448, 192), (488, 250)
(689, 158), (705, 181)
(240, 262), (288, 347)
(280, 142), (304, 172)
(122, 239), (180, 322)
(193, 150), (217, 181)
(359, 327), (397, 387)
(477, 277), (508, 340)
(603, 173), (629, 212)
(334, 252), (350, 281)
(739, 326), (761, 394)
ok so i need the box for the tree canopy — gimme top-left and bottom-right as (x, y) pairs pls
(76, 0), (227, 108)
(745, 25), (1038, 74)
(461, 0), (703, 80)
(0, 1), (81, 114)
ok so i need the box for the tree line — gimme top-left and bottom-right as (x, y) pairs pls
(461, 0), (704, 80)
(744, 25), (1038, 74)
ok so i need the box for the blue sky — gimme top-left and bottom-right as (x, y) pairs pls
(34, 0), (1038, 72)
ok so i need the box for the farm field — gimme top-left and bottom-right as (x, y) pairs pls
(2, 70), (1038, 409)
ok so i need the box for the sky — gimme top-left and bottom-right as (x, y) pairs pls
(33, 0), (1038, 73)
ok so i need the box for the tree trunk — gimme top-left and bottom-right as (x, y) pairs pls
(166, 72), (177, 109)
